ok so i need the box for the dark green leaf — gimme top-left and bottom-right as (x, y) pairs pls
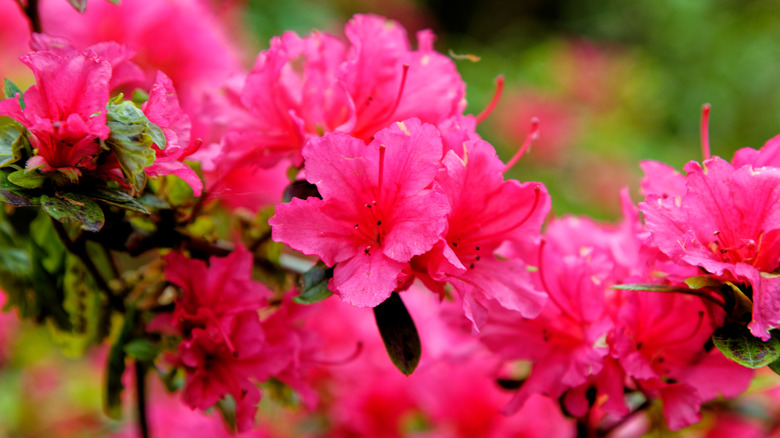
(283, 180), (322, 202)
(124, 339), (161, 362)
(66, 0), (88, 13)
(373, 292), (421, 376)
(712, 323), (780, 369)
(7, 169), (44, 188)
(293, 265), (334, 304)
(41, 193), (105, 232)
(81, 187), (149, 214)
(104, 307), (136, 419)
(105, 101), (158, 192)
(3, 78), (24, 109)
(0, 123), (27, 168)
(769, 357), (780, 376)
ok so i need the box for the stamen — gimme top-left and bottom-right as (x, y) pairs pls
(377, 144), (386, 204)
(461, 185), (542, 243)
(207, 313), (236, 355)
(475, 75), (505, 124)
(537, 239), (573, 319)
(662, 311), (706, 348)
(503, 117), (540, 174)
(377, 64), (410, 125)
(700, 103), (711, 161)
(304, 342), (364, 366)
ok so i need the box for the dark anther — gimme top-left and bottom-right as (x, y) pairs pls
(377, 220), (382, 226)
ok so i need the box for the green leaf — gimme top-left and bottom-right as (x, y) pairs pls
(104, 308), (136, 419)
(373, 292), (421, 376)
(124, 339), (160, 362)
(7, 169), (45, 189)
(0, 170), (39, 206)
(293, 265), (334, 304)
(81, 187), (149, 214)
(3, 78), (24, 109)
(712, 323), (780, 369)
(105, 0), (120, 4)
(105, 101), (158, 192)
(0, 123), (27, 168)
(66, 0), (88, 13)
(684, 276), (723, 290)
(41, 193), (105, 232)
(769, 357), (780, 376)
(613, 283), (685, 292)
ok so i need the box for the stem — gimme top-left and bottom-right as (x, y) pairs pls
(52, 219), (125, 312)
(135, 361), (151, 438)
(16, 0), (42, 33)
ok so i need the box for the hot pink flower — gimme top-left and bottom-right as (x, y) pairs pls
(162, 246), (271, 334)
(640, 157), (780, 340)
(142, 72), (203, 196)
(40, 0), (243, 108)
(0, 48), (111, 174)
(179, 311), (290, 432)
(270, 119), (449, 307)
(417, 139), (549, 330)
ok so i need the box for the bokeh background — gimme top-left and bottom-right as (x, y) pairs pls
(2, 0), (780, 436)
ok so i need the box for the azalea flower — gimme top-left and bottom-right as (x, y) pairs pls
(270, 119), (449, 307)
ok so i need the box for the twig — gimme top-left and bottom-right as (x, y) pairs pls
(135, 360), (151, 438)
(51, 219), (125, 312)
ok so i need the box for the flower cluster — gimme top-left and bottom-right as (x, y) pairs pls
(2, 4), (780, 438)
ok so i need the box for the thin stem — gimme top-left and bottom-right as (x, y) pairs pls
(135, 360), (150, 438)
(52, 219), (125, 312)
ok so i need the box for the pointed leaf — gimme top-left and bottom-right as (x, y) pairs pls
(105, 101), (157, 192)
(67, 0), (88, 13)
(41, 193), (105, 232)
(81, 187), (149, 214)
(293, 265), (334, 304)
(712, 323), (780, 369)
(3, 78), (24, 109)
(373, 292), (421, 376)
(0, 123), (27, 168)
(613, 283), (685, 292)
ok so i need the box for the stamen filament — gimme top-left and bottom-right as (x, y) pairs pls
(475, 75), (505, 124)
(503, 117), (540, 173)
(700, 103), (711, 161)
(460, 185), (542, 244)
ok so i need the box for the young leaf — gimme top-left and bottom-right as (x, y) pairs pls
(3, 78), (25, 109)
(41, 193), (105, 232)
(712, 323), (780, 369)
(67, 0), (88, 13)
(293, 265), (334, 304)
(373, 292), (422, 376)
(105, 101), (157, 192)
